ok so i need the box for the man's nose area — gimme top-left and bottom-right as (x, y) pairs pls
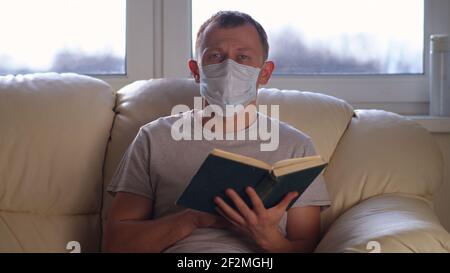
(219, 42), (240, 62)
(223, 54), (242, 65)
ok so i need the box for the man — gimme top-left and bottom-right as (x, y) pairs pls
(103, 11), (330, 253)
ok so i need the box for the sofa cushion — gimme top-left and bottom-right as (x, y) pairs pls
(0, 73), (115, 252)
(316, 194), (450, 252)
(0, 211), (100, 252)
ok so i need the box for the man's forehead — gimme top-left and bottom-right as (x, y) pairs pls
(205, 46), (256, 52)
(200, 23), (262, 50)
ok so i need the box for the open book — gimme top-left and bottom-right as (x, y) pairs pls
(176, 149), (327, 215)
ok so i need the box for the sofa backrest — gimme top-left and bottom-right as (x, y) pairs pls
(256, 88), (354, 162)
(102, 78), (355, 226)
(0, 73), (115, 252)
(320, 109), (443, 229)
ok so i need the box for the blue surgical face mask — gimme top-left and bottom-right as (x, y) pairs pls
(199, 59), (261, 117)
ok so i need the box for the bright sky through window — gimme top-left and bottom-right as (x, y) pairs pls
(192, 0), (424, 75)
(0, 0), (126, 75)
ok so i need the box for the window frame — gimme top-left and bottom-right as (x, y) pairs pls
(96, 0), (155, 91)
(97, 0), (449, 115)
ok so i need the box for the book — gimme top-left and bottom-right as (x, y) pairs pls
(176, 148), (328, 215)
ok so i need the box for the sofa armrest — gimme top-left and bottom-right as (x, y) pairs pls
(315, 194), (450, 252)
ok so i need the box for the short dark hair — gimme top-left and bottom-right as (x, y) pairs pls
(195, 11), (269, 61)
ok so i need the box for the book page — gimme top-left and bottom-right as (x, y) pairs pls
(211, 149), (272, 170)
(272, 156), (326, 177)
(273, 155), (323, 169)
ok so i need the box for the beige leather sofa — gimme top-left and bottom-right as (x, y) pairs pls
(1, 73), (449, 252)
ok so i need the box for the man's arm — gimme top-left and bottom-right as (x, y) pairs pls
(102, 192), (227, 253)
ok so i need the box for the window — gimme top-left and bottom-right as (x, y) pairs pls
(1, 0), (449, 114)
(191, 0), (424, 75)
(0, 0), (126, 75)
(161, 0), (449, 115)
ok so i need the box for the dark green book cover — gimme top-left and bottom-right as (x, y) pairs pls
(176, 152), (327, 215)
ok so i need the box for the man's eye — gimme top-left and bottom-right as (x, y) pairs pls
(238, 55), (249, 60)
(210, 53), (222, 59)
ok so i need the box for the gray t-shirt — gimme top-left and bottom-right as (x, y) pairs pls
(107, 110), (331, 253)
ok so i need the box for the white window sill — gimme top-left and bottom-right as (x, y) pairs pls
(406, 116), (450, 133)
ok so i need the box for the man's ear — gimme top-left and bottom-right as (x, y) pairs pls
(188, 59), (200, 83)
(257, 61), (275, 85)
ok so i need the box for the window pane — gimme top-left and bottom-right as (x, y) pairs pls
(0, 0), (126, 75)
(192, 0), (424, 75)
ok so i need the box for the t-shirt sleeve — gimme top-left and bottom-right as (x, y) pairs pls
(107, 127), (155, 200)
(290, 137), (331, 210)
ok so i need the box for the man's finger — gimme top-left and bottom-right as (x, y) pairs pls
(224, 188), (255, 220)
(214, 196), (246, 226)
(245, 186), (266, 214)
(215, 208), (252, 237)
(212, 209), (235, 229)
(275, 191), (299, 211)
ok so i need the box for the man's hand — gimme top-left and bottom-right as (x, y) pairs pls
(213, 186), (299, 251)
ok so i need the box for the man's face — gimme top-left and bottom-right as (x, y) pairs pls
(189, 22), (274, 86)
(198, 22), (265, 68)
